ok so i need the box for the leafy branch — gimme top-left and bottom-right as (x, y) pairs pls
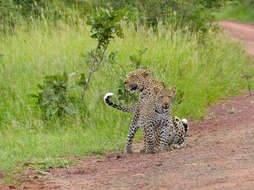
(81, 8), (126, 104)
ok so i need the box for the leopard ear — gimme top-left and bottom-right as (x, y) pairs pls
(160, 82), (165, 88)
(141, 69), (151, 78)
(170, 86), (177, 96)
(153, 86), (160, 95)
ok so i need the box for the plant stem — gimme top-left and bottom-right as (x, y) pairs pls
(242, 73), (252, 96)
(246, 76), (252, 96)
(80, 42), (109, 105)
(94, 43), (108, 72)
(81, 41), (101, 104)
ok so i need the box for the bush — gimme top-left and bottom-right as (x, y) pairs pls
(0, 0), (88, 32)
(215, 0), (254, 22)
(0, 0), (229, 33)
(32, 73), (75, 120)
(81, 8), (125, 102)
(90, 0), (228, 32)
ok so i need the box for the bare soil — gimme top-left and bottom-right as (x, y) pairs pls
(1, 20), (254, 190)
(219, 20), (254, 58)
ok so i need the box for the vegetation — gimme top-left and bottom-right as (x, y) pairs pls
(215, 0), (254, 22)
(0, 0), (229, 33)
(81, 8), (125, 102)
(0, 0), (253, 180)
(32, 73), (75, 120)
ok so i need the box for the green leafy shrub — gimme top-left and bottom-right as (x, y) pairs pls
(90, 0), (228, 32)
(81, 8), (125, 103)
(0, 0), (230, 33)
(0, 0), (88, 32)
(33, 72), (75, 120)
(215, 0), (254, 22)
(13, 0), (49, 17)
(86, 8), (125, 45)
(0, 0), (229, 33)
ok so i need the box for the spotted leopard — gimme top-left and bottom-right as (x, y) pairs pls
(152, 87), (188, 151)
(104, 69), (164, 153)
(104, 69), (188, 153)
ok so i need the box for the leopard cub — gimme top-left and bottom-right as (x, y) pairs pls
(152, 87), (188, 151)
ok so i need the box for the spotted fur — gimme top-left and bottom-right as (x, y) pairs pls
(104, 69), (164, 153)
(104, 69), (188, 153)
(152, 87), (188, 151)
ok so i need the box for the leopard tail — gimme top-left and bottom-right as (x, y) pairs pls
(104, 92), (136, 113)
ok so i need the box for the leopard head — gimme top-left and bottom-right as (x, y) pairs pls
(124, 69), (152, 92)
(154, 86), (176, 110)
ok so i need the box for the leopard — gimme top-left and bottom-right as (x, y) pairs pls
(104, 69), (165, 153)
(152, 86), (188, 151)
(104, 69), (188, 153)
(170, 116), (188, 149)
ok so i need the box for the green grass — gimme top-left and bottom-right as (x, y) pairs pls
(2, 157), (76, 184)
(0, 21), (252, 176)
(215, 1), (254, 22)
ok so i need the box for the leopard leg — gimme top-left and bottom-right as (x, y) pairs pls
(144, 123), (155, 154)
(125, 112), (140, 154)
(161, 119), (174, 152)
(153, 124), (161, 152)
(139, 130), (147, 153)
(141, 123), (160, 153)
(160, 126), (168, 151)
(155, 124), (161, 147)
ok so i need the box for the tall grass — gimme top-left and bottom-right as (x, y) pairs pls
(0, 22), (251, 173)
(215, 1), (254, 22)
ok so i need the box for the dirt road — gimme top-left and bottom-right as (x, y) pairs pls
(2, 20), (254, 190)
(219, 20), (254, 58)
